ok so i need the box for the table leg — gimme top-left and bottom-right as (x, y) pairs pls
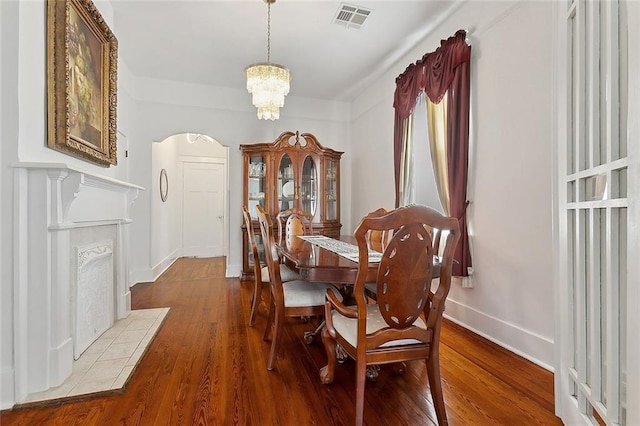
(303, 320), (325, 344)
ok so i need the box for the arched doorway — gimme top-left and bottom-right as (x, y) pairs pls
(151, 133), (229, 273)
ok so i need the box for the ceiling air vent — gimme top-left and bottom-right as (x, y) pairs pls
(333, 3), (372, 29)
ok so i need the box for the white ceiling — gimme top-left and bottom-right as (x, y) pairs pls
(112, 1), (461, 102)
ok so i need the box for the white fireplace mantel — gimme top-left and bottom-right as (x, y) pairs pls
(11, 162), (144, 403)
(14, 162), (143, 226)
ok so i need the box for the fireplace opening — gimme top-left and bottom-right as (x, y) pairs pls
(74, 240), (115, 359)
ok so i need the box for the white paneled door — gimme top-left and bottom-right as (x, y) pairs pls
(555, 1), (638, 425)
(182, 161), (225, 258)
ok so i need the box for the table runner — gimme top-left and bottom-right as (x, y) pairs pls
(297, 235), (382, 263)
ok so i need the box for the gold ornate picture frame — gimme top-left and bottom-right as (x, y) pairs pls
(47, 0), (118, 166)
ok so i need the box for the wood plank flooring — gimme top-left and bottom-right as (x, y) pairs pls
(0, 257), (562, 425)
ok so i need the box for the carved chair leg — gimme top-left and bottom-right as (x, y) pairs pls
(263, 297), (274, 341)
(267, 306), (284, 371)
(319, 325), (337, 384)
(426, 355), (448, 426)
(248, 279), (263, 327)
(336, 343), (349, 363)
(354, 358), (367, 426)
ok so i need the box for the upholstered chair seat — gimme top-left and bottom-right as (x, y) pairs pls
(331, 304), (426, 348)
(261, 264), (300, 283)
(284, 280), (342, 308)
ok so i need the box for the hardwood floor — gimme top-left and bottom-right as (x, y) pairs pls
(1, 257), (562, 425)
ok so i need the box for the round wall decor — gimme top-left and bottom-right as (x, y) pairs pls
(159, 169), (168, 202)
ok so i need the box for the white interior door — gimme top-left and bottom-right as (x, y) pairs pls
(555, 1), (638, 424)
(182, 161), (225, 257)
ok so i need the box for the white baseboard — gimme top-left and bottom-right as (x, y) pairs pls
(151, 252), (178, 282)
(49, 337), (73, 387)
(226, 262), (241, 278)
(129, 268), (154, 286)
(1, 368), (15, 410)
(130, 250), (178, 286)
(444, 298), (554, 372)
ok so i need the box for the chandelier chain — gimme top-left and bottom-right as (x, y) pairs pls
(267, 2), (271, 63)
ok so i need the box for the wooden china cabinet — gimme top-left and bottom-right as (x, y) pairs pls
(240, 131), (343, 279)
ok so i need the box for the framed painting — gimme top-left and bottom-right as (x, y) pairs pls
(47, 0), (118, 166)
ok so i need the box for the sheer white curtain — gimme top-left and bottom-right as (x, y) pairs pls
(399, 94), (445, 213)
(426, 95), (451, 217)
(398, 114), (413, 207)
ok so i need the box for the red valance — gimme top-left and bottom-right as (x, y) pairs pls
(393, 30), (470, 118)
(393, 62), (425, 118)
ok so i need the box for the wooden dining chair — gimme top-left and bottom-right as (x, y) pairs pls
(365, 207), (443, 301)
(242, 206), (300, 327)
(320, 204), (460, 426)
(276, 207), (314, 246)
(364, 207), (392, 300)
(364, 207), (392, 252)
(255, 205), (343, 371)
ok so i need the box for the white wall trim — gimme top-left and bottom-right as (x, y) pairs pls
(226, 262), (242, 279)
(130, 250), (180, 286)
(134, 77), (350, 123)
(129, 268), (154, 286)
(1, 368), (15, 410)
(152, 249), (179, 282)
(445, 298), (554, 371)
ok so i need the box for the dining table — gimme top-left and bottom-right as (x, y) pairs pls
(275, 234), (374, 344)
(277, 234), (375, 285)
(276, 234), (441, 286)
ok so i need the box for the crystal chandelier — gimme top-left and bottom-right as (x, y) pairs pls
(245, 0), (290, 120)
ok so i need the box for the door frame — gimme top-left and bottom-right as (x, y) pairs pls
(624, 1), (640, 422)
(553, 1), (639, 424)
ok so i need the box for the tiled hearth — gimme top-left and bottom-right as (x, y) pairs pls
(17, 308), (169, 407)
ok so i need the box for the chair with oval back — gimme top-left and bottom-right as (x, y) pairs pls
(364, 207), (443, 301)
(256, 205), (343, 371)
(320, 204), (460, 426)
(242, 206), (300, 327)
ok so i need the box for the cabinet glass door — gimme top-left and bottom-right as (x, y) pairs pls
(325, 159), (338, 221)
(248, 155), (266, 218)
(277, 153), (294, 213)
(300, 155), (317, 217)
